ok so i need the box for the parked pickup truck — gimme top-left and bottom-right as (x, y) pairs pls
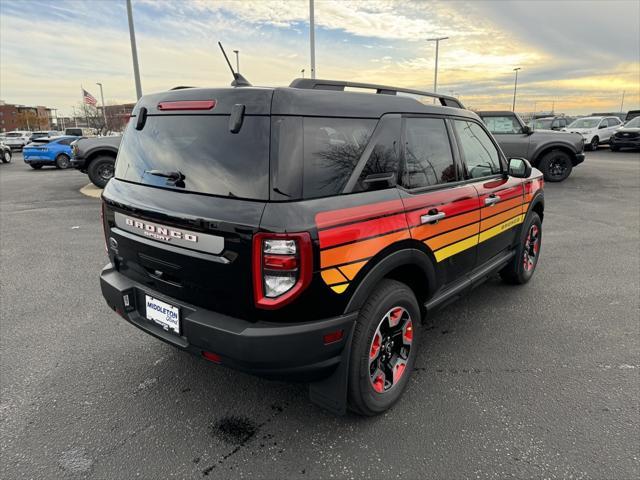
(478, 111), (585, 182)
(71, 135), (121, 188)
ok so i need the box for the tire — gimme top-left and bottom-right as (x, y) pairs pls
(588, 136), (599, 151)
(538, 150), (573, 182)
(87, 155), (115, 188)
(2, 150), (11, 163)
(30, 164), (43, 170)
(55, 154), (71, 169)
(348, 279), (421, 416)
(500, 212), (542, 285)
(610, 145), (619, 152)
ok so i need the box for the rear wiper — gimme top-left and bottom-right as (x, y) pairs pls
(144, 170), (186, 182)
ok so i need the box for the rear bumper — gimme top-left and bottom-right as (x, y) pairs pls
(23, 155), (54, 163)
(100, 264), (357, 381)
(572, 152), (585, 166)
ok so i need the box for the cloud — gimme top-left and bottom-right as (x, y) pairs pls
(0, 0), (638, 116)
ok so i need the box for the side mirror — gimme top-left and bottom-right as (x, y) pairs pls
(508, 158), (532, 178)
(598, 123), (607, 129)
(521, 125), (532, 135)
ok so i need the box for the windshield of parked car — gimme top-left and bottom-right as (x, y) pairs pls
(624, 117), (640, 128)
(531, 119), (553, 129)
(5, 133), (24, 138)
(568, 118), (600, 129)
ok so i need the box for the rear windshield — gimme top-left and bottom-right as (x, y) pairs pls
(115, 115), (270, 199)
(31, 139), (51, 144)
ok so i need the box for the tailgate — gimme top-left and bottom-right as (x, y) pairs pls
(103, 179), (265, 320)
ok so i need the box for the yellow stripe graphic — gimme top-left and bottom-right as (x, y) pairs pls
(434, 213), (525, 263)
(478, 214), (524, 243)
(434, 235), (479, 262)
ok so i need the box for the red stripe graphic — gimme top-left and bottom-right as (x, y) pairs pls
(315, 199), (404, 230)
(319, 212), (408, 249)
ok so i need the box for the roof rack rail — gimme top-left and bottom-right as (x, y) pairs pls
(289, 78), (464, 109)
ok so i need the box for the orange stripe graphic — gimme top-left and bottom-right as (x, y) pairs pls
(425, 223), (479, 251)
(321, 230), (410, 267)
(410, 209), (480, 241)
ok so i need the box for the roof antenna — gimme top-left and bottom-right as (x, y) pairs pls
(218, 41), (251, 87)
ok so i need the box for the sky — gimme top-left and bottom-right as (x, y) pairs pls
(1, 0), (638, 116)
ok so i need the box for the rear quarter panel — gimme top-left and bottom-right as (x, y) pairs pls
(260, 189), (416, 320)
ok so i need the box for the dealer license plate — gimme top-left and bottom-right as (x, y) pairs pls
(145, 295), (180, 334)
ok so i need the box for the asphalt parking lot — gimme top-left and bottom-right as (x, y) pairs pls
(1, 150), (638, 479)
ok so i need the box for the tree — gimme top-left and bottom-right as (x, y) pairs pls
(75, 102), (106, 133)
(16, 110), (38, 130)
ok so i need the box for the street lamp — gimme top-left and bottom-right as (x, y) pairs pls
(126, 0), (143, 100)
(301, 69), (305, 78)
(233, 50), (240, 73)
(427, 37), (448, 103)
(309, 0), (316, 79)
(512, 67), (521, 112)
(96, 82), (108, 133)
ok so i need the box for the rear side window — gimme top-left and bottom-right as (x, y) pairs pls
(453, 120), (502, 179)
(115, 115), (270, 199)
(607, 118), (620, 127)
(352, 117), (400, 193)
(402, 118), (456, 189)
(482, 115), (522, 134)
(302, 117), (375, 199)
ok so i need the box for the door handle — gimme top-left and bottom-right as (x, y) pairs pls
(420, 211), (446, 224)
(484, 195), (501, 206)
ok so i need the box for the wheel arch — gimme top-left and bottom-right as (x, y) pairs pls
(528, 191), (544, 222)
(531, 144), (577, 166)
(85, 148), (118, 166)
(344, 241), (438, 317)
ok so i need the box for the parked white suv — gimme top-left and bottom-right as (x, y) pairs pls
(0, 131), (32, 150)
(564, 116), (622, 151)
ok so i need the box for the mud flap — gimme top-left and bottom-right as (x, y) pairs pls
(308, 322), (355, 415)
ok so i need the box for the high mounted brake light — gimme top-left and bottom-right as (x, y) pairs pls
(157, 100), (216, 111)
(252, 232), (312, 310)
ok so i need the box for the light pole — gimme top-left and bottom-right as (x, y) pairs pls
(620, 90), (625, 112)
(512, 67), (521, 112)
(309, 0), (316, 79)
(126, 0), (143, 100)
(301, 69), (305, 78)
(96, 82), (108, 133)
(427, 37), (448, 103)
(233, 50), (240, 73)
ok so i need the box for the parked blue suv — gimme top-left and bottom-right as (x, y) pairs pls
(23, 136), (78, 170)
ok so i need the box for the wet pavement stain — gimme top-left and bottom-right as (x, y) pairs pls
(201, 404), (289, 476)
(209, 416), (259, 446)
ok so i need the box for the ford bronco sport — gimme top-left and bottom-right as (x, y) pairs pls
(100, 79), (544, 416)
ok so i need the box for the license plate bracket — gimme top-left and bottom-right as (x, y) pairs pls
(145, 295), (180, 335)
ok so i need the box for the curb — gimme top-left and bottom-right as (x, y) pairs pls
(80, 183), (103, 199)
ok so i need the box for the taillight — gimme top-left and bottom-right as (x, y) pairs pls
(252, 232), (312, 310)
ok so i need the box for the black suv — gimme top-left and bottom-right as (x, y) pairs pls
(100, 79), (544, 415)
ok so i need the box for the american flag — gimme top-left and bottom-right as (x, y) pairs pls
(83, 89), (97, 106)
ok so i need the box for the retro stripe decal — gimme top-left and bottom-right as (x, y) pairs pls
(316, 191), (529, 293)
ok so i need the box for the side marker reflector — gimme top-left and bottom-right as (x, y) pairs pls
(202, 351), (222, 363)
(323, 329), (344, 345)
